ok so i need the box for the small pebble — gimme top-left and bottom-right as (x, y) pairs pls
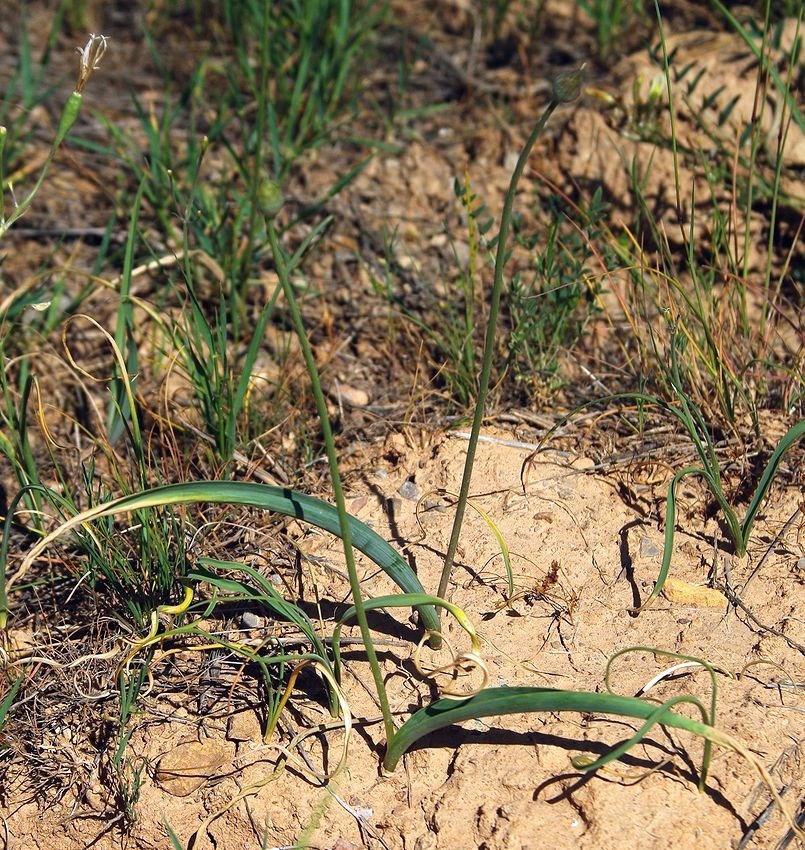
(398, 479), (419, 501)
(155, 740), (228, 797)
(332, 382), (370, 407)
(241, 611), (262, 629)
(227, 711), (260, 742)
(639, 537), (661, 558)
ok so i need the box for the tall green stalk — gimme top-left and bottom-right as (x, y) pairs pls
(437, 69), (585, 601)
(265, 210), (395, 743)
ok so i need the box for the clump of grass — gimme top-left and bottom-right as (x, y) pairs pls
(576, 0), (648, 62)
(0, 320), (188, 631)
(633, 329), (804, 611)
(523, 322), (804, 612)
(95, 0), (380, 321)
(405, 173), (609, 406)
(503, 184), (609, 398)
(594, 0), (805, 426)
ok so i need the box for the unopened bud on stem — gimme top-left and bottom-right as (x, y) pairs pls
(54, 35), (109, 147)
(551, 63), (587, 104)
(257, 175), (284, 219)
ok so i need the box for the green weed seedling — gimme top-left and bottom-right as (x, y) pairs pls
(408, 171), (608, 407)
(504, 186), (608, 398)
(166, 174), (332, 465)
(0, 359), (45, 527)
(393, 173), (489, 407)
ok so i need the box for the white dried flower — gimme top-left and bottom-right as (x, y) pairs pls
(75, 33), (109, 93)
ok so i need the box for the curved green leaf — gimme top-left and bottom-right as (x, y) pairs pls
(636, 464), (704, 612)
(5, 481), (440, 636)
(332, 592), (479, 682)
(190, 557), (332, 669)
(383, 685), (713, 772)
(741, 419), (805, 544)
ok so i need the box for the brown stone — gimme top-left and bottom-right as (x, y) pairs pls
(155, 740), (229, 797)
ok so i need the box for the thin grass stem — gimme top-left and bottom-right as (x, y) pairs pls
(437, 96), (564, 601)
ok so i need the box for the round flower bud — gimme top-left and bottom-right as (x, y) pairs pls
(551, 64), (586, 104)
(257, 177), (284, 219)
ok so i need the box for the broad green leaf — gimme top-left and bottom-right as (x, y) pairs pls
(383, 686), (713, 772)
(4, 481), (440, 636)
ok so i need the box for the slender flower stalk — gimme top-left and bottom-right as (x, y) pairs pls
(436, 67), (585, 603)
(0, 34), (108, 239)
(262, 192), (396, 743)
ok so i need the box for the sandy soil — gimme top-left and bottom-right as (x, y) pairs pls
(4, 430), (803, 849)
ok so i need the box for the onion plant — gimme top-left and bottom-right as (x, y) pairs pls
(2, 481), (801, 834)
(0, 34), (108, 240)
(1, 47), (802, 838)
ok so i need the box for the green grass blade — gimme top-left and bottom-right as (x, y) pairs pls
(710, 0), (805, 136)
(190, 557), (332, 668)
(636, 464), (704, 611)
(740, 419), (805, 544)
(384, 685), (802, 835)
(164, 822), (184, 850)
(0, 673), (24, 739)
(107, 180), (145, 447)
(5, 481), (439, 635)
(383, 686), (712, 772)
(332, 592), (480, 682)
(438, 94), (562, 601)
